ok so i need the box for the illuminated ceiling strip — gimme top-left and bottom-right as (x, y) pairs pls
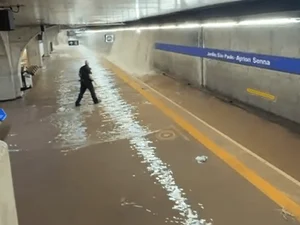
(84, 18), (300, 33)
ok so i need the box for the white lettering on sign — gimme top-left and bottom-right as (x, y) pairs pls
(207, 52), (226, 59)
(217, 52), (224, 58)
(253, 57), (271, 66)
(236, 55), (252, 63)
(207, 52), (217, 57)
(225, 54), (235, 60)
(207, 52), (272, 67)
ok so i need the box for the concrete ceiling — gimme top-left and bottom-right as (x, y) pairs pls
(0, 0), (242, 26)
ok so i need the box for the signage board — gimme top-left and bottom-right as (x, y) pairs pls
(105, 34), (114, 43)
(68, 40), (79, 46)
(155, 43), (300, 75)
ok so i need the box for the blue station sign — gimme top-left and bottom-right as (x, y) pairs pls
(155, 43), (300, 75)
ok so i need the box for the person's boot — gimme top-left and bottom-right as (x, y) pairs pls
(75, 102), (81, 107)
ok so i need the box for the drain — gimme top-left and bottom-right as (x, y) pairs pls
(156, 129), (176, 141)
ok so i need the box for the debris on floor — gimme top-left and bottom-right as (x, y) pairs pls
(195, 155), (208, 164)
(198, 203), (204, 209)
(120, 197), (156, 215)
(8, 149), (21, 152)
(279, 208), (295, 221)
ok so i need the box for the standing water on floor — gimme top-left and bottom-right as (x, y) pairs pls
(51, 59), (89, 150)
(51, 49), (152, 152)
(79, 46), (212, 225)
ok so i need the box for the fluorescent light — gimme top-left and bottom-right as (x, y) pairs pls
(160, 25), (177, 29)
(83, 17), (300, 33)
(85, 27), (137, 33)
(140, 26), (160, 30)
(123, 27), (137, 31)
(177, 23), (201, 28)
(239, 18), (300, 25)
(85, 30), (108, 33)
(202, 22), (237, 27)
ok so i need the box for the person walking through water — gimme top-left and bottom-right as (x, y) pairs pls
(75, 60), (99, 107)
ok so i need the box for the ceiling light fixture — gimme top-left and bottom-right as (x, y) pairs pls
(177, 23), (201, 28)
(140, 26), (160, 30)
(84, 17), (300, 33)
(201, 21), (237, 27)
(238, 18), (300, 25)
(160, 24), (177, 29)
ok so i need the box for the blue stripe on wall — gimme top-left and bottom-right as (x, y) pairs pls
(155, 43), (300, 75)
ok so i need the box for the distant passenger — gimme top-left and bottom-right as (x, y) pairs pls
(75, 60), (99, 107)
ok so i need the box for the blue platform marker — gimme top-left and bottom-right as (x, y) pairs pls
(0, 108), (7, 121)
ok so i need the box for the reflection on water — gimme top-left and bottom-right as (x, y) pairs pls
(51, 45), (211, 224)
(80, 47), (211, 225)
(51, 49), (150, 153)
(51, 57), (89, 150)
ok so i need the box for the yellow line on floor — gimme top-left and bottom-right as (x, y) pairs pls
(104, 60), (300, 221)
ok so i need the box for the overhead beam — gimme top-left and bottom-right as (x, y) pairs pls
(125, 0), (300, 25)
(61, 0), (300, 29)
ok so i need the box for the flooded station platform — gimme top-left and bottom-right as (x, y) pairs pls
(2, 45), (300, 225)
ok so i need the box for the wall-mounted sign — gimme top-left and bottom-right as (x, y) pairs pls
(105, 34), (114, 43)
(68, 40), (79, 46)
(155, 43), (300, 75)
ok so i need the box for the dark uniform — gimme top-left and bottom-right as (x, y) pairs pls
(75, 64), (99, 106)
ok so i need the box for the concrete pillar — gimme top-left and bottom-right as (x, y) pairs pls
(0, 25), (59, 101)
(38, 40), (44, 58)
(0, 55), (16, 100)
(0, 141), (19, 225)
(9, 33), (33, 99)
(26, 37), (43, 67)
(43, 33), (50, 57)
(43, 26), (60, 56)
(0, 27), (40, 101)
(0, 32), (17, 101)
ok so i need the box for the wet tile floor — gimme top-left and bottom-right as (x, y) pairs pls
(1, 45), (298, 225)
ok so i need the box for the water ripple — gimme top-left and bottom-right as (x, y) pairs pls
(81, 47), (211, 225)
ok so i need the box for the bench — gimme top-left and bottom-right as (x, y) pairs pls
(26, 65), (40, 76)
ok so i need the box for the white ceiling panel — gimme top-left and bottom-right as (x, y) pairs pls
(0, 0), (241, 25)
